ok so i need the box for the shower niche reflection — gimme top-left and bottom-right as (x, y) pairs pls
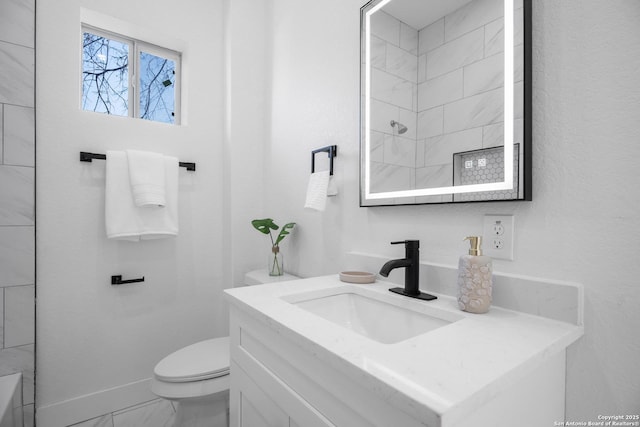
(360, 0), (531, 206)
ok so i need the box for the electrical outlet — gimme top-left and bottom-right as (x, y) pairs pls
(493, 222), (505, 235)
(483, 215), (514, 260)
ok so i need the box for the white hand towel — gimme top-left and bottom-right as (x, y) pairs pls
(140, 155), (178, 240)
(327, 175), (338, 196)
(304, 171), (330, 211)
(106, 151), (139, 241)
(126, 149), (166, 207)
(106, 151), (179, 241)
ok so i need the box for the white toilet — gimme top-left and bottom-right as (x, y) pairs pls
(151, 270), (300, 427)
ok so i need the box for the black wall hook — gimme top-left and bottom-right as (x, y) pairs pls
(111, 275), (145, 285)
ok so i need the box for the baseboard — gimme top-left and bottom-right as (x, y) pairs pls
(36, 378), (156, 427)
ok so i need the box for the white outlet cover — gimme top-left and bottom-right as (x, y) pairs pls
(483, 214), (514, 260)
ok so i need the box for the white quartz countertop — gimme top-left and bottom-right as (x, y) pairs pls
(225, 275), (584, 425)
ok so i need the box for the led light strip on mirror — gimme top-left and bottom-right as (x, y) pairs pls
(363, 0), (515, 200)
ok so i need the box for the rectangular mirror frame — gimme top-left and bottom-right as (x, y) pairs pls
(359, 0), (532, 206)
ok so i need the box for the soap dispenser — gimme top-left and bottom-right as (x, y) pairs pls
(457, 236), (492, 314)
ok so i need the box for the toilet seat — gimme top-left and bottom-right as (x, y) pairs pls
(154, 337), (230, 383)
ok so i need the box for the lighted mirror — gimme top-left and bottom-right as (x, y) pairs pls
(360, 0), (531, 206)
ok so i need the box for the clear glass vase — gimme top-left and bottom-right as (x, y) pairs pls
(268, 246), (284, 276)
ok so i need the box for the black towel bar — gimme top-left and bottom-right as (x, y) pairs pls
(80, 151), (196, 171)
(311, 145), (337, 176)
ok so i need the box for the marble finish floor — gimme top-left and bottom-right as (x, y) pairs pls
(69, 399), (175, 427)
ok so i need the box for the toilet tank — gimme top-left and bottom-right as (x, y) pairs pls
(243, 269), (300, 286)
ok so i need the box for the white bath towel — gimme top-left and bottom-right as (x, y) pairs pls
(126, 149), (166, 207)
(304, 171), (330, 211)
(105, 151), (179, 241)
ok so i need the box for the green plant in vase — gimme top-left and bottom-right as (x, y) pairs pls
(251, 218), (296, 276)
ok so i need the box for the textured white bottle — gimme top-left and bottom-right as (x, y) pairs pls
(457, 253), (493, 314)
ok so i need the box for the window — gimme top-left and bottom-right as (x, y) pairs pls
(81, 26), (181, 124)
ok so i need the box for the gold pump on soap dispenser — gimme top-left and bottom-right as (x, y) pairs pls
(457, 236), (493, 313)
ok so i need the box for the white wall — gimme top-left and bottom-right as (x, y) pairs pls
(223, 0), (272, 288)
(262, 0), (640, 418)
(36, 0), (227, 421)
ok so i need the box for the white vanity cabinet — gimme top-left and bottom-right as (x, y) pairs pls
(229, 304), (429, 427)
(226, 275), (583, 427)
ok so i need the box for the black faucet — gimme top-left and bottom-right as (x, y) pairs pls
(379, 240), (437, 301)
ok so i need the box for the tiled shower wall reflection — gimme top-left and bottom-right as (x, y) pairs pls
(417, 0), (523, 192)
(369, 0), (524, 203)
(369, 9), (419, 194)
(0, 0), (36, 426)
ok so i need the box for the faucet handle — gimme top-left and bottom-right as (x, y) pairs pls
(390, 240), (419, 248)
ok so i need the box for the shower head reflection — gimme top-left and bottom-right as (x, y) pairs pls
(390, 120), (408, 135)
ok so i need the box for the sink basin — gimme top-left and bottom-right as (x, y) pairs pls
(287, 289), (457, 344)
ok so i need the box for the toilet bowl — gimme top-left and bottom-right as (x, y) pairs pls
(151, 337), (230, 427)
(151, 270), (300, 427)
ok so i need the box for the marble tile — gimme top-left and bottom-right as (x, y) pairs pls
(112, 399), (175, 427)
(444, 0), (503, 42)
(369, 162), (413, 193)
(0, 42), (34, 107)
(369, 98), (398, 134)
(400, 23), (418, 54)
(426, 27), (484, 79)
(13, 404), (24, 427)
(0, 166), (34, 225)
(0, 104), (3, 164)
(4, 105), (35, 167)
(0, 0), (35, 48)
(417, 106), (443, 140)
(370, 11), (400, 46)
(0, 226), (34, 286)
(0, 344), (34, 404)
(23, 404), (34, 427)
(369, 131), (384, 163)
(416, 140), (426, 168)
(415, 164), (453, 189)
(4, 285), (35, 348)
(70, 414), (114, 427)
(370, 98), (415, 140)
(417, 54), (427, 83)
(418, 18), (444, 54)
(483, 118), (524, 148)
(383, 134), (416, 168)
(385, 43), (417, 82)
(0, 290), (4, 347)
(425, 127), (483, 166)
(418, 69), (463, 111)
(484, 7), (525, 58)
(443, 88), (503, 133)
(371, 68), (414, 111)
(396, 107), (417, 140)
(369, 36), (386, 69)
(464, 52), (504, 97)
(484, 18), (504, 57)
